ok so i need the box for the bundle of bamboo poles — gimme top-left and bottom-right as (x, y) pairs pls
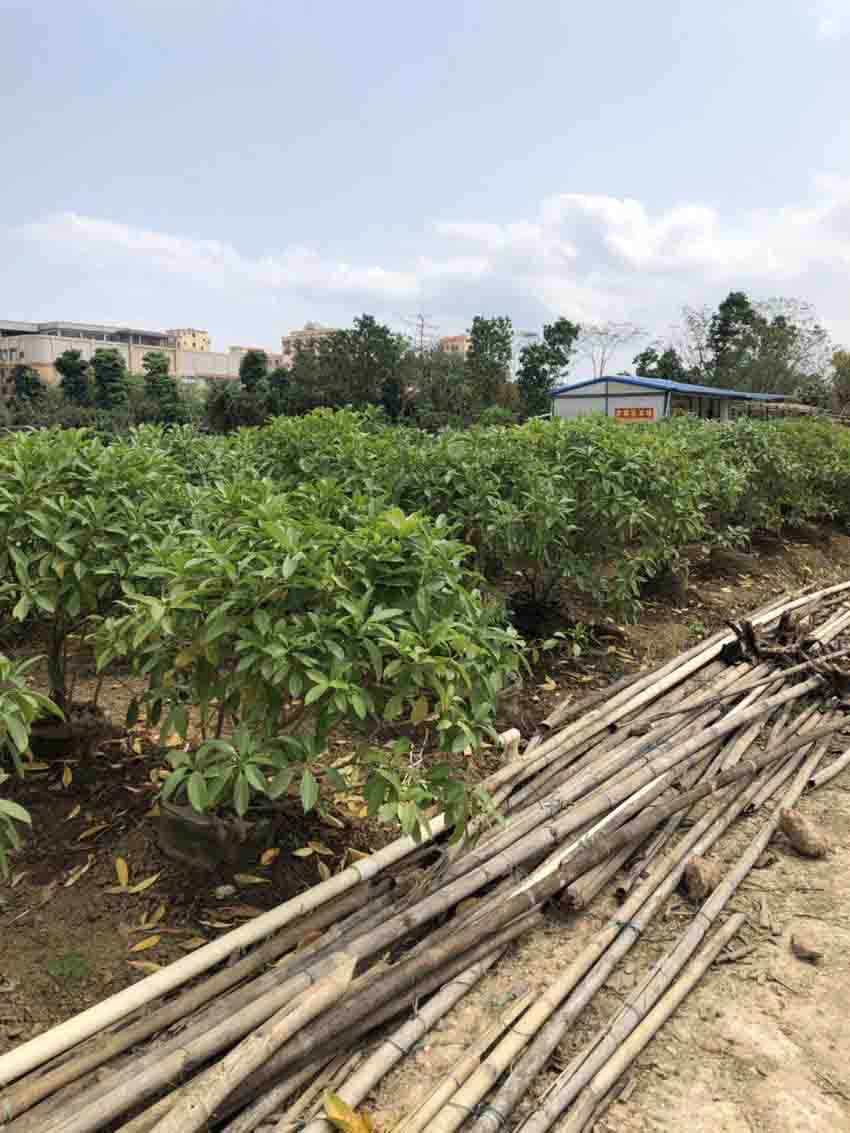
(1, 580), (849, 1133)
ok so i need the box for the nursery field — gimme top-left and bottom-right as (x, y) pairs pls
(2, 411), (850, 1130)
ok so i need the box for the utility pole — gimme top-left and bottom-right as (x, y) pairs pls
(400, 313), (439, 355)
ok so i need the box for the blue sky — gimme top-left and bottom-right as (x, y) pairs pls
(3, 0), (850, 360)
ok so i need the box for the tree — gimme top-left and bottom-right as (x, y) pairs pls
(632, 344), (687, 383)
(142, 350), (182, 423)
(54, 349), (92, 406)
(239, 349), (268, 393)
(266, 366), (291, 415)
(315, 315), (406, 410)
(465, 315), (513, 409)
(10, 364), (44, 401)
(91, 348), (129, 410)
(577, 322), (645, 377)
(516, 317), (580, 417)
(402, 348), (472, 428)
(832, 350), (850, 410)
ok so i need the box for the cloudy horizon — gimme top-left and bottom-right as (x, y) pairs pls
(3, 0), (850, 364)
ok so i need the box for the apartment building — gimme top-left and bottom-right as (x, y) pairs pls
(280, 322), (339, 364)
(168, 328), (211, 352)
(439, 334), (470, 358)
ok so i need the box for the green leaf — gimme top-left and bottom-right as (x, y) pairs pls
(410, 696), (429, 724)
(0, 798), (32, 825)
(233, 775), (251, 817)
(186, 772), (208, 813)
(12, 594), (31, 622)
(300, 768), (320, 813)
(304, 680), (328, 706)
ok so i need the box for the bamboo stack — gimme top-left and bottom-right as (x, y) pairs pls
(1, 580), (849, 1132)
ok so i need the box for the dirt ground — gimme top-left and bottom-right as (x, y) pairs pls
(2, 527), (850, 1130)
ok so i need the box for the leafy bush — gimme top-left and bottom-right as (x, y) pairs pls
(0, 653), (61, 876)
(0, 429), (185, 710)
(97, 485), (522, 832)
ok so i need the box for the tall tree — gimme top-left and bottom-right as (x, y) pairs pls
(707, 291), (761, 386)
(142, 350), (181, 423)
(465, 315), (513, 408)
(832, 349), (850, 410)
(633, 344), (687, 382)
(266, 366), (291, 415)
(54, 349), (92, 406)
(239, 349), (268, 392)
(91, 348), (129, 410)
(577, 322), (645, 377)
(10, 364), (44, 401)
(316, 315), (406, 410)
(516, 317), (580, 417)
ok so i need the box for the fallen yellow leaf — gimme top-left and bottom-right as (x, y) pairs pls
(62, 764), (73, 787)
(178, 937), (208, 951)
(308, 841), (334, 856)
(320, 813), (345, 829)
(259, 847), (280, 867)
(145, 803), (161, 818)
(64, 855), (95, 887)
(346, 848), (369, 863)
(129, 935), (161, 953)
(292, 847), (314, 858)
(147, 902), (167, 927)
(317, 861), (332, 882)
(324, 1092), (374, 1132)
(126, 873), (161, 894)
(64, 804), (81, 821)
(128, 960), (161, 974)
(115, 857), (129, 888)
(233, 874), (271, 886)
(79, 823), (110, 841)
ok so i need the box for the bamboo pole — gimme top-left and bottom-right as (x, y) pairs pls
(444, 717), (835, 1133)
(216, 914), (540, 1133)
(297, 947), (505, 1133)
(148, 957), (356, 1133)
(516, 732), (830, 1133)
(808, 743), (850, 789)
(13, 887), (401, 1133)
(554, 914), (746, 1133)
(0, 881), (390, 1125)
(397, 988), (538, 1133)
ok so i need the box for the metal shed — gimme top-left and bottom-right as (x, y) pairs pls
(550, 375), (787, 422)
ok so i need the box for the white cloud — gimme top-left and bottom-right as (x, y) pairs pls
(12, 174), (850, 348)
(814, 1), (850, 39)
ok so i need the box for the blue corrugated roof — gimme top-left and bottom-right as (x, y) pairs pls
(550, 375), (787, 402)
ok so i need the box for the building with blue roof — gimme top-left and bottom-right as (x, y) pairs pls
(550, 375), (787, 422)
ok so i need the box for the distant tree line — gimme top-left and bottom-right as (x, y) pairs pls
(3, 291), (848, 435)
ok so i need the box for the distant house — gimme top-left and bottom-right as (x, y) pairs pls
(550, 375), (787, 422)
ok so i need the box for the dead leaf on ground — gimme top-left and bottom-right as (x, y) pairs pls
(64, 804), (81, 821)
(293, 847), (314, 858)
(64, 855), (95, 887)
(259, 847), (280, 867)
(317, 861), (332, 881)
(324, 1092), (374, 1132)
(115, 857), (130, 888)
(179, 937), (208, 951)
(128, 960), (161, 974)
(129, 935), (161, 953)
(79, 823), (110, 841)
(61, 764), (73, 787)
(125, 873), (161, 894)
(233, 874), (270, 886)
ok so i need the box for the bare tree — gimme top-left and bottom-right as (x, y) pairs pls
(576, 322), (646, 377)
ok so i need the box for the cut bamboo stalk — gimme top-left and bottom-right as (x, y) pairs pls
(0, 824), (451, 1089)
(397, 987), (538, 1133)
(644, 645), (850, 723)
(14, 887), (401, 1133)
(148, 956), (356, 1133)
(0, 880), (390, 1125)
(42, 951), (356, 1133)
(808, 743), (850, 789)
(216, 914), (540, 1133)
(263, 1053), (356, 1131)
(561, 830), (650, 911)
(554, 914), (746, 1133)
(516, 732), (830, 1133)
(297, 947), (505, 1133)
(454, 717), (833, 1133)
